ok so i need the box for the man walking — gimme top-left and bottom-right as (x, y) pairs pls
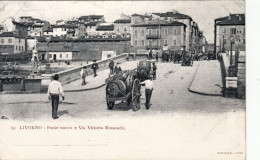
(152, 62), (157, 80)
(109, 60), (114, 75)
(91, 60), (98, 77)
(80, 66), (88, 85)
(140, 78), (154, 109)
(47, 74), (65, 119)
(155, 52), (159, 62)
(149, 50), (153, 60)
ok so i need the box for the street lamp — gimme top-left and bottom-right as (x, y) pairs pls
(45, 36), (51, 74)
(229, 36), (235, 65)
(124, 28), (127, 53)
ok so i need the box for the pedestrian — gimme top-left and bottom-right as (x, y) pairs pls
(109, 60), (114, 75)
(114, 63), (122, 74)
(155, 52), (159, 62)
(207, 52), (211, 61)
(140, 77), (154, 109)
(80, 66), (88, 85)
(91, 60), (98, 77)
(152, 62), (157, 80)
(149, 50), (152, 60)
(47, 74), (65, 119)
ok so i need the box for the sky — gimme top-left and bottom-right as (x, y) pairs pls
(0, 1), (244, 43)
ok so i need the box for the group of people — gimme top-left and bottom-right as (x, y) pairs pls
(80, 60), (99, 86)
(149, 50), (159, 62)
(108, 60), (122, 75)
(47, 58), (158, 119)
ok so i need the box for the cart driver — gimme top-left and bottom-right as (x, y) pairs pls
(140, 77), (154, 110)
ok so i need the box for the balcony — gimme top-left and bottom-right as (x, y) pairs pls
(146, 34), (161, 39)
(146, 45), (161, 50)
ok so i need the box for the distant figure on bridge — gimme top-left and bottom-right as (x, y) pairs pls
(114, 63), (122, 74)
(155, 52), (159, 62)
(149, 50), (153, 60)
(140, 77), (154, 110)
(152, 62), (157, 80)
(91, 60), (98, 77)
(47, 74), (65, 119)
(80, 66), (88, 86)
(109, 60), (114, 75)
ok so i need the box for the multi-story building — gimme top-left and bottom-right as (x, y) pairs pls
(76, 24), (86, 38)
(113, 19), (131, 35)
(65, 24), (78, 39)
(85, 21), (101, 36)
(2, 17), (28, 37)
(53, 25), (67, 37)
(0, 32), (26, 55)
(214, 14), (245, 53)
(152, 11), (202, 51)
(131, 17), (186, 53)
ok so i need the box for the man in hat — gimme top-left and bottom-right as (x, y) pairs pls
(140, 77), (154, 110)
(109, 60), (114, 75)
(80, 66), (88, 85)
(91, 60), (98, 77)
(47, 74), (65, 119)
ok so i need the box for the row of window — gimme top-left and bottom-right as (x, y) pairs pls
(134, 28), (178, 36)
(15, 46), (24, 51)
(49, 54), (69, 59)
(0, 38), (22, 43)
(223, 28), (245, 35)
(223, 38), (246, 44)
(134, 39), (177, 46)
(116, 28), (127, 32)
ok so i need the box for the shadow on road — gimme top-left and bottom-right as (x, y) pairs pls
(112, 101), (132, 111)
(58, 110), (69, 117)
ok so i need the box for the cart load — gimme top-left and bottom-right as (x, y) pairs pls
(137, 61), (152, 82)
(105, 70), (141, 111)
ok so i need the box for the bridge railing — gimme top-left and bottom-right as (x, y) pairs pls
(41, 54), (127, 91)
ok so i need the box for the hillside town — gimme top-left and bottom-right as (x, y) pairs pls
(0, 11), (208, 61)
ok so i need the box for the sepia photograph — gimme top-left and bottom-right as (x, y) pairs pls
(0, 0), (247, 159)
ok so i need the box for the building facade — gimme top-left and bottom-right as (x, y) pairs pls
(0, 32), (26, 54)
(214, 14), (245, 53)
(152, 11), (203, 52)
(131, 17), (186, 53)
(113, 19), (131, 35)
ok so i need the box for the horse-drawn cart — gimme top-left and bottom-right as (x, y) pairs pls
(105, 61), (153, 111)
(105, 70), (141, 111)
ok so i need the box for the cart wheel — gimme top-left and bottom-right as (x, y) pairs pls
(107, 100), (115, 110)
(132, 79), (141, 111)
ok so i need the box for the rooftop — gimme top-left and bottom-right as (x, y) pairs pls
(0, 32), (25, 38)
(131, 13), (153, 19)
(114, 19), (131, 23)
(79, 15), (103, 20)
(152, 12), (192, 20)
(96, 25), (114, 31)
(84, 21), (101, 26)
(215, 14), (245, 25)
(132, 19), (186, 27)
